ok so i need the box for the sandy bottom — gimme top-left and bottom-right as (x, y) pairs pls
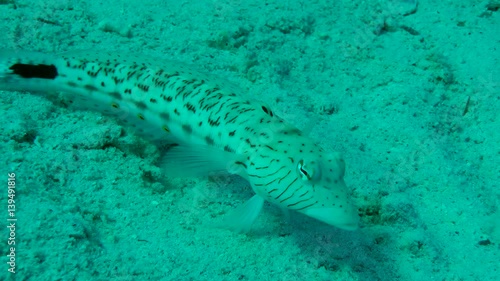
(0, 0), (498, 280)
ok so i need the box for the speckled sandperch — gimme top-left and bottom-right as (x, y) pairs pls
(0, 50), (359, 231)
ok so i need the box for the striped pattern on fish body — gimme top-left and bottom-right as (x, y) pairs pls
(0, 50), (359, 231)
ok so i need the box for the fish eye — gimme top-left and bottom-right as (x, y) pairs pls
(297, 160), (321, 181)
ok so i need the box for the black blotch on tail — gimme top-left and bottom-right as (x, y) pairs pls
(9, 63), (58, 79)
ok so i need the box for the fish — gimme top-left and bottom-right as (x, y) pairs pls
(0, 49), (359, 231)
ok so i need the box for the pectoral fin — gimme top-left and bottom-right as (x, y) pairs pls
(159, 144), (239, 177)
(215, 195), (265, 233)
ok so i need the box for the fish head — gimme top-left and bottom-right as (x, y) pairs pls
(293, 152), (359, 230)
(248, 141), (359, 231)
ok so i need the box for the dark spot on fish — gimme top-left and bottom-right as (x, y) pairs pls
(84, 84), (98, 91)
(138, 83), (149, 92)
(205, 136), (215, 145)
(229, 130), (236, 137)
(182, 124), (192, 134)
(135, 101), (147, 110)
(9, 63), (58, 79)
(185, 102), (196, 113)
(150, 98), (157, 103)
(109, 92), (122, 100)
(160, 112), (170, 120)
(261, 106), (273, 117)
(235, 161), (247, 169)
(245, 138), (256, 148)
(208, 116), (220, 127)
(264, 145), (275, 151)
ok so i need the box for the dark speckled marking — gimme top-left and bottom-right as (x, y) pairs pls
(109, 92), (122, 100)
(208, 116), (221, 127)
(135, 101), (147, 110)
(159, 112), (170, 120)
(138, 83), (149, 92)
(205, 136), (214, 145)
(185, 102), (196, 113)
(84, 84), (98, 91)
(182, 124), (192, 134)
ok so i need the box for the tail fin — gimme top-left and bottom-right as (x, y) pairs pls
(0, 49), (61, 92)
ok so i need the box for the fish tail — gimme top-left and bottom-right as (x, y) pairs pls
(0, 49), (61, 92)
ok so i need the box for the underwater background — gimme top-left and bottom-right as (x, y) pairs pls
(0, 0), (498, 280)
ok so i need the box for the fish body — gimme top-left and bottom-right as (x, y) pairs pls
(0, 50), (359, 231)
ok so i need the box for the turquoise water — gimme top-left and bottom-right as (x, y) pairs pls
(0, 0), (498, 280)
